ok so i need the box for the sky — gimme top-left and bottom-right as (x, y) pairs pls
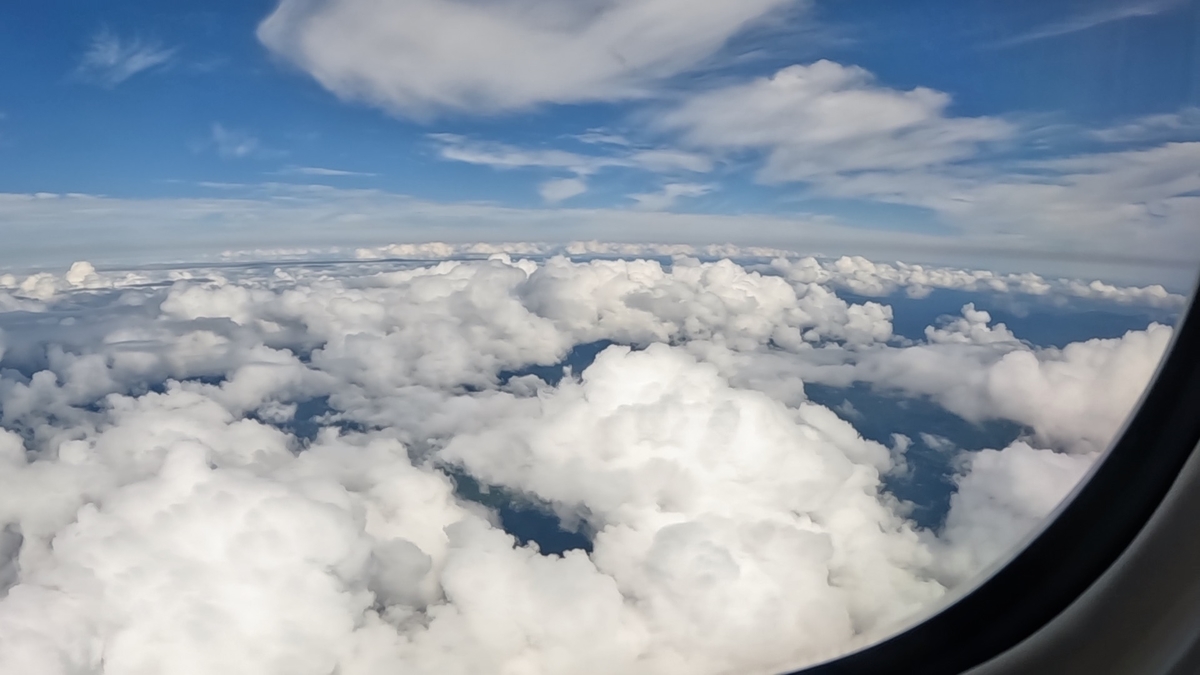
(1, 4), (1197, 672)
(2, 0), (1200, 282)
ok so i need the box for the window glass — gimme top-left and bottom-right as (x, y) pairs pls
(0, 1), (1196, 674)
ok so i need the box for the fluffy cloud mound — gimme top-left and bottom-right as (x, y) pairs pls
(796, 311), (1173, 455)
(769, 254), (1185, 308)
(439, 345), (942, 671)
(656, 60), (1012, 181)
(257, 0), (796, 116)
(0, 253), (1176, 674)
(933, 442), (1098, 585)
(350, 242), (1187, 308)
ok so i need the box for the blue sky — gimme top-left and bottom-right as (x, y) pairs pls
(1, 0), (1199, 284)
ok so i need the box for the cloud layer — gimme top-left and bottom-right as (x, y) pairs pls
(0, 253), (1174, 674)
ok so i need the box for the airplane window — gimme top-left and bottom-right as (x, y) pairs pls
(0, 1), (1197, 674)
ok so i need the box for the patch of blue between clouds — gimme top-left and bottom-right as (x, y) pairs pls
(803, 382), (1027, 530)
(448, 470), (594, 556)
(498, 340), (620, 387)
(841, 288), (1178, 346)
(267, 395), (369, 441)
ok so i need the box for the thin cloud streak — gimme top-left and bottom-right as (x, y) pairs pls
(991, 0), (1186, 48)
(629, 183), (716, 211)
(429, 134), (713, 177)
(279, 166), (378, 177)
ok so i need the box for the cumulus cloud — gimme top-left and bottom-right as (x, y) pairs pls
(657, 60), (1013, 182)
(438, 344), (942, 667)
(75, 28), (177, 87)
(793, 312), (1172, 455)
(256, 0), (800, 117)
(0, 253), (1176, 674)
(923, 304), (1020, 346)
(933, 442), (1098, 585)
(770, 254), (1186, 308)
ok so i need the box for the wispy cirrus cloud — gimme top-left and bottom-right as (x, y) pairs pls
(74, 28), (178, 87)
(430, 133), (714, 204)
(278, 165), (378, 177)
(209, 124), (283, 160)
(430, 134), (602, 175)
(538, 178), (589, 204)
(629, 183), (716, 211)
(433, 135), (712, 176)
(991, 0), (1186, 48)
(1089, 108), (1200, 143)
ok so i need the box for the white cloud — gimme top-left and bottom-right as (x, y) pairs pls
(651, 62), (1200, 264)
(437, 344), (942, 666)
(787, 143), (1200, 262)
(770, 255), (1187, 309)
(75, 28), (177, 87)
(257, 0), (801, 117)
(985, 143), (1199, 243)
(355, 241), (800, 262)
(280, 166), (377, 177)
(933, 442), (1098, 585)
(919, 433), (956, 453)
(0, 253), (1172, 674)
(657, 60), (1013, 182)
(991, 0), (1186, 48)
(575, 130), (634, 147)
(923, 304), (1020, 346)
(629, 183), (715, 211)
(1090, 107), (1200, 143)
(429, 133), (712, 179)
(431, 134), (595, 174)
(538, 178), (588, 204)
(211, 124), (267, 159)
(798, 316), (1173, 455)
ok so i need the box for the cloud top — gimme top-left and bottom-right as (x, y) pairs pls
(0, 253), (1174, 674)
